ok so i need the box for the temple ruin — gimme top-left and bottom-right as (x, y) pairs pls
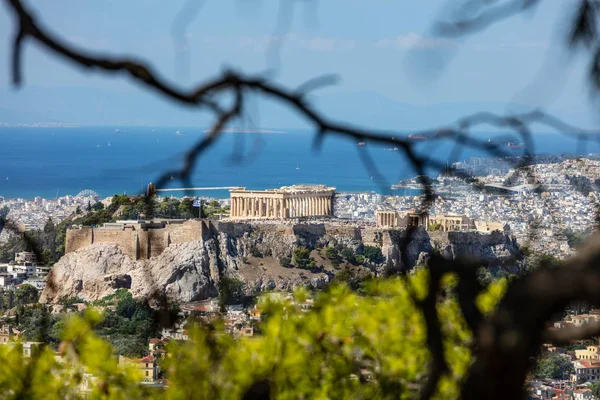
(229, 185), (335, 219)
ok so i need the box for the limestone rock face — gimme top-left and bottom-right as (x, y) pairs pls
(40, 243), (136, 303)
(41, 242), (220, 304)
(130, 241), (219, 302)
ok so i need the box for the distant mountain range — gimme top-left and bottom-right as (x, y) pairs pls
(0, 86), (593, 131)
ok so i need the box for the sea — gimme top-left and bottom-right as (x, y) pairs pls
(0, 126), (598, 200)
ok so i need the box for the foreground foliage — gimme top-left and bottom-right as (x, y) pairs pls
(0, 271), (506, 399)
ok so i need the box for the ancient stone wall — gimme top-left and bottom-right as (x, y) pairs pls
(93, 229), (138, 260)
(324, 225), (361, 240)
(65, 220), (210, 260)
(292, 223), (326, 237)
(215, 221), (254, 237)
(65, 228), (93, 254)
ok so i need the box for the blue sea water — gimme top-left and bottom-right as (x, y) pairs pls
(0, 126), (597, 199)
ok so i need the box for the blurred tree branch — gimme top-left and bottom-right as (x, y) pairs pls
(4, 0), (600, 399)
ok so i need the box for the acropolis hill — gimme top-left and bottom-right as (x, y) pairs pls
(49, 217), (520, 304)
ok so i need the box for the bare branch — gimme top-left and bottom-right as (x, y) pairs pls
(436, 0), (541, 36)
(544, 321), (600, 345)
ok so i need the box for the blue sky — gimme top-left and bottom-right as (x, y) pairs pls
(0, 0), (596, 128)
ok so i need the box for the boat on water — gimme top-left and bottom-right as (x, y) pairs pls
(108, 141), (111, 147)
(507, 142), (524, 149)
(176, 130), (184, 136)
(296, 165), (300, 171)
(408, 133), (428, 140)
(357, 142), (366, 146)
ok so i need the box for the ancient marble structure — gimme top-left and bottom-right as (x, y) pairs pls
(376, 210), (430, 229)
(376, 210), (510, 234)
(229, 185), (335, 219)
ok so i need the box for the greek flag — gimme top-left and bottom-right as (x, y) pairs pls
(192, 200), (201, 208)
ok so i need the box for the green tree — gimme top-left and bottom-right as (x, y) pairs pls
(15, 284), (39, 306)
(75, 205), (81, 214)
(293, 247), (316, 269)
(86, 201), (92, 212)
(534, 353), (574, 380)
(361, 245), (384, 264)
(563, 228), (586, 249)
(218, 276), (245, 312)
(340, 247), (356, 264)
(324, 246), (339, 259)
(591, 381), (600, 398)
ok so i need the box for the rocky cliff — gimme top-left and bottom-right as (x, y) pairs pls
(40, 222), (521, 304)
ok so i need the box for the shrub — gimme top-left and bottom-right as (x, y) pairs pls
(324, 246), (338, 259)
(361, 245), (384, 264)
(251, 247), (263, 258)
(293, 247), (312, 268)
(279, 257), (291, 268)
(340, 247), (356, 264)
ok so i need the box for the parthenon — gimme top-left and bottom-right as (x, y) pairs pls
(229, 185), (335, 219)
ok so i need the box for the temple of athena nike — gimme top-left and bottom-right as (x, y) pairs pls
(229, 185), (335, 219)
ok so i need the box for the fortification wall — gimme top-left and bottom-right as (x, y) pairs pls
(324, 225), (361, 240)
(292, 223), (326, 237)
(93, 229), (138, 260)
(65, 220), (209, 260)
(215, 221), (254, 237)
(65, 228), (93, 254)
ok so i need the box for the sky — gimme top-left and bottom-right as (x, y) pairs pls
(0, 0), (596, 128)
